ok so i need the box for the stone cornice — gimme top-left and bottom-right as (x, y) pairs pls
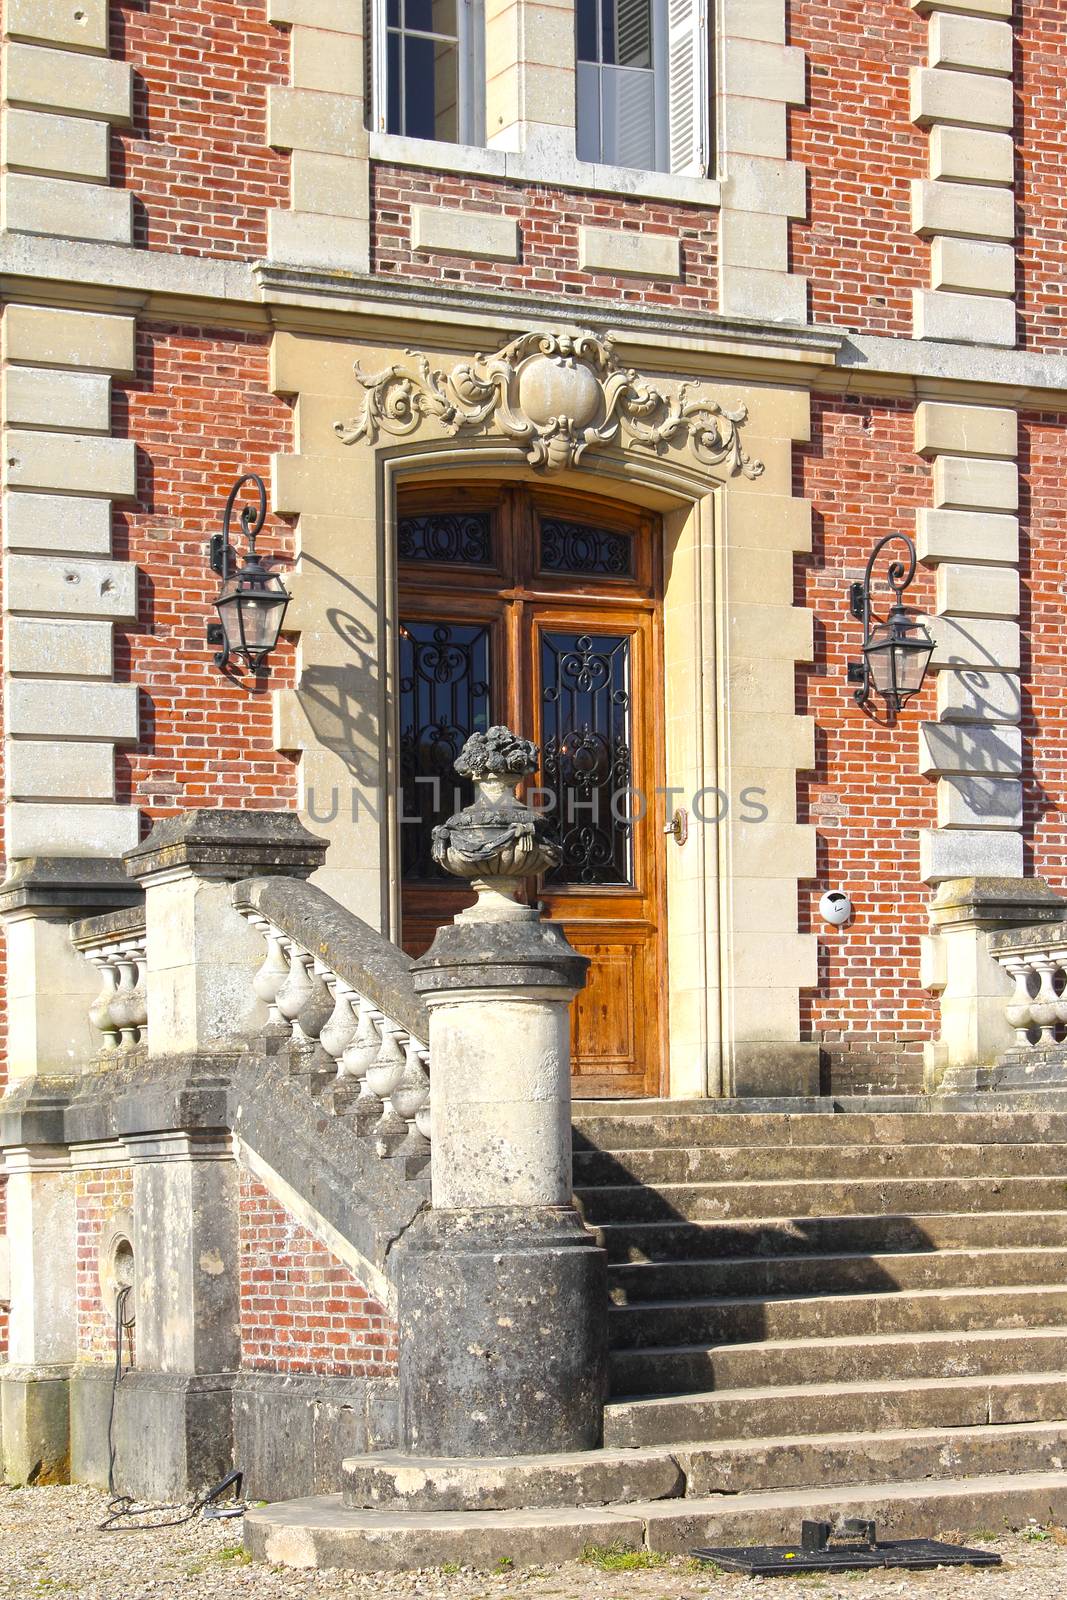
(3, 233), (1067, 406)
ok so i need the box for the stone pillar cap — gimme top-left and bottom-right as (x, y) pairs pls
(930, 875), (1067, 931)
(0, 855), (141, 918)
(412, 915), (589, 996)
(124, 809), (328, 883)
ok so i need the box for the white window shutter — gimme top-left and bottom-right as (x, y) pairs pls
(667, 0), (708, 177)
(370, 0), (388, 132)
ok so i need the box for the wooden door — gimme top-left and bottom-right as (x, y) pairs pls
(397, 484), (666, 1097)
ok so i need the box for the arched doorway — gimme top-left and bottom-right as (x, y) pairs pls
(397, 481), (666, 1097)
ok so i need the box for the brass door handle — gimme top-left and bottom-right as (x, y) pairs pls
(663, 808), (688, 846)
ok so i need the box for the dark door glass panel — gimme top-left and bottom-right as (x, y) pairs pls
(540, 518), (634, 578)
(399, 621), (490, 880)
(398, 511), (493, 566)
(540, 630), (634, 887)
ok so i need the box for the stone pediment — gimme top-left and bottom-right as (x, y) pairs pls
(334, 329), (764, 477)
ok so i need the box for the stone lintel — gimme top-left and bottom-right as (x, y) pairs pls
(124, 808), (328, 883)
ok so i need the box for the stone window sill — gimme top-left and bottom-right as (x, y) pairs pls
(369, 131), (722, 209)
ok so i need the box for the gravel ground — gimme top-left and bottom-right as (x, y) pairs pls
(5, 1486), (1067, 1600)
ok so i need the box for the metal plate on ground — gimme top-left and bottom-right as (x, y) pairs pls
(692, 1539), (1002, 1576)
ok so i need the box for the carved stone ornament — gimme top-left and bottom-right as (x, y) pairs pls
(333, 329), (765, 477)
(431, 726), (562, 920)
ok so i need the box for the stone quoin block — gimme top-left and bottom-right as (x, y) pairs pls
(937, 669), (1021, 724)
(924, 613), (1020, 671)
(932, 455), (1019, 513)
(929, 12), (1014, 76)
(719, 155), (807, 218)
(918, 720), (1022, 777)
(721, 38), (806, 106)
(3, 0), (110, 53)
(290, 151), (370, 220)
(577, 226), (681, 279)
(911, 180), (1014, 242)
(935, 563), (1019, 618)
(2, 368), (112, 434)
(3, 553), (137, 620)
(916, 508), (1019, 567)
(719, 96), (788, 159)
(4, 800), (140, 858)
(2, 305), (136, 374)
(912, 290), (1017, 347)
(719, 265), (809, 323)
(5, 616), (114, 677)
(6, 740), (115, 802)
(290, 26), (365, 96)
(5, 678), (138, 741)
(3, 44), (133, 123)
(267, 0), (358, 24)
(2, 492), (112, 555)
(915, 403), (1017, 461)
(910, 0), (1012, 16)
(929, 126), (1014, 186)
(909, 67), (1014, 130)
(2, 174), (134, 245)
(720, 0), (786, 41)
(3, 432), (137, 500)
(919, 826), (1023, 884)
(267, 87), (368, 157)
(718, 210), (789, 271)
(1, 109), (110, 181)
(936, 775), (1023, 830)
(413, 206), (520, 262)
(266, 209), (370, 272)
(931, 238), (1016, 297)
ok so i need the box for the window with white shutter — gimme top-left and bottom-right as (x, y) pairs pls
(576, 0), (708, 176)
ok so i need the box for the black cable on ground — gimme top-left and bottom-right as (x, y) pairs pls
(98, 1282), (245, 1532)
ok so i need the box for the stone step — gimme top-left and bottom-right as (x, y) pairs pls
(245, 1472), (1067, 1570)
(608, 1245), (1067, 1302)
(340, 1422), (1067, 1512)
(605, 1370), (1067, 1449)
(594, 1209), (1067, 1262)
(609, 1324), (1067, 1397)
(573, 1109), (1067, 1151)
(576, 1141), (1067, 1185)
(608, 1283), (1067, 1350)
(577, 1176), (1067, 1225)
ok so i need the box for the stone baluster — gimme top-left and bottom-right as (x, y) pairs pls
(1051, 945), (1067, 1035)
(319, 971), (360, 1066)
(110, 937), (147, 1049)
(87, 950), (122, 1051)
(366, 1020), (408, 1154)
(250, 916), (291, 1024)
(275, 937), (313, 1038)
(1029, 952), (1060, 1044)
(390, 1038), (432, 1159)
(1002, 955), (1036, 1047)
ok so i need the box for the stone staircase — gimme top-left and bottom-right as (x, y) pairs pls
(246, 1104), (1067, 1569)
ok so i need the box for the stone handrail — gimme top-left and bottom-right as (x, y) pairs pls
(232, 876), (431, 1159)
(70, 905), (148, 1053)
(988, 922), (1067, 1048)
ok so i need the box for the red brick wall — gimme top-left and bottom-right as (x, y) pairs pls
(112, 0), (288, 258)
(371, 166), (718, 311)
(1021, 413), (1067, 884)
(115, 324), (298, 818)
(789, 0), (930, 337)
(1016, 3), (1067, 352)
(75, 1167), (134, 1361)
(796, 396), (939, 1092)
(238, 1170), (398, 1378)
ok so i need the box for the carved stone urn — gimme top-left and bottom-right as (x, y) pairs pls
(431, 725), (561, 918)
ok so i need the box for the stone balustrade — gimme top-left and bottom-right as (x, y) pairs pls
(233, 877), (431, 1160)
(989, 924), (1067, 1050)
(70, 905), (148, 1053)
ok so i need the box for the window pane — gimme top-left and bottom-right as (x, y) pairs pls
(406, 0), (457, 36)
(387, 0), (400, 27)
(603, 0), (651, 67)
(386, 29), (403, 133)
(576, 60), (601, 161)
(402, 33), (459, 140)
(601, 64), (655, 169)
(540, 518), (634, 578)
(577, 0), (598, 62)
(398, 511), (493, 566)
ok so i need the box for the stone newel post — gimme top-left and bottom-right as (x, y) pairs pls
(396, 727), (607, 1458)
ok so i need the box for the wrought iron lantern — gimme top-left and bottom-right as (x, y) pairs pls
(847, 533), (934, 715)
(206, 473), (290, 673)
